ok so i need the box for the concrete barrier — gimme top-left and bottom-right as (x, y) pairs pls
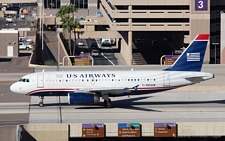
(18, 124), (69, 141)
(18, 122), (225, 140)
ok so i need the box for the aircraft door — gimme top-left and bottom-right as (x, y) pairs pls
(37, 75), (44, 88)
(163, 73), (170, 86)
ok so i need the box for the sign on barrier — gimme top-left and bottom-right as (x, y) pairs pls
(118, 123), (141, 137)
(82, 123), (105, 138)
(154, 123), (177, 137)
(164, 55), (179, 65)
(74, 56), (90, 66)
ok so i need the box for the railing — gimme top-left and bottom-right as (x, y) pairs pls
(111, 22), (190, 31)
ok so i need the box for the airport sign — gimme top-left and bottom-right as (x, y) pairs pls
(154, 123), (177, 137)
(118, 123), (141, 137)
(82, 123), (104, 138)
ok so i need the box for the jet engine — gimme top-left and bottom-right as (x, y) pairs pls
(68, 93), (100, 105)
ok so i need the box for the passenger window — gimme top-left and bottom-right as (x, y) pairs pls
(27, 79), (29, 82)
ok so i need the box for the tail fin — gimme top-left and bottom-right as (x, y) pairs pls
(165, 34), (209, 71)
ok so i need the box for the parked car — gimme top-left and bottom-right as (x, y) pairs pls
(6, 16), (13, 23)
(101, 38), (111, 46)
(91, 49), (99, 57)
(19, 36), (33, 44)
(20, 14), (25, 19)
(19, 42), (33, 50)
(77, 41), (84, 46)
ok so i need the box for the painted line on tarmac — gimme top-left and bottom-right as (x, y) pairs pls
(101, 53), (115, 66)
(0, 102), (29, 106)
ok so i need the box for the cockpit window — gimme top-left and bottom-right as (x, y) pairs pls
(19, 78), (30, 83)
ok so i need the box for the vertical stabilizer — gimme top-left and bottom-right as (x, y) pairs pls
(165, 34), (209, 71)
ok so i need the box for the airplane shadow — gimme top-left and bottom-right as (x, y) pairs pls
(75, 96), (159, 112)
(29, 96), (225, 112)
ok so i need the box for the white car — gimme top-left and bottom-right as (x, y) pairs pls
(77, 41), (84, 46)
(19, 37), (33, 44)
(6, 16), (13, 23)
(91, 50), (99, 57)
(19, 42), (33, 50)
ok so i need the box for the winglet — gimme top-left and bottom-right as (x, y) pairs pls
(165, 34), (209, 72)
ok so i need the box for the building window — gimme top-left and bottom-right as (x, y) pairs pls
(70, 0), (88, 9)
(44, 0), (61, 9)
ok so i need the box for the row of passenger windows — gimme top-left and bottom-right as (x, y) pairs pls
(45, 78), (156, 82)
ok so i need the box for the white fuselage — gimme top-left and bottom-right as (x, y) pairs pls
(10, 70), (214, 97)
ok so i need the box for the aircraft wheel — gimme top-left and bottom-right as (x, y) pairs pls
(39, 102), (44, 107)
(104, 98), (112, 108)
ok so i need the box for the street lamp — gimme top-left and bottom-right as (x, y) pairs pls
(212, 43), (219, 64)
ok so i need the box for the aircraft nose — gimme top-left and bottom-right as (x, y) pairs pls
(10, 82), (22, 94)
(10, 83), (17, 93)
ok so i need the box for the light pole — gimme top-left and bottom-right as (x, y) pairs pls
(212, 43), (219, 64)
(42, 0), (44, 63)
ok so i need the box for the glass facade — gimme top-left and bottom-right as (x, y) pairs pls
(70, 0), (88, 9)
(44, 0), (61, 9)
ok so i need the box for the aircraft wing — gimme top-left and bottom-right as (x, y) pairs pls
(76, 85), (139, 95)
(77, 87), (130, 94)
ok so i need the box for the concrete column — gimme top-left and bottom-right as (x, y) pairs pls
(221, 12), (225, 64)
(128, 5), (132, 28)
(128, 31), (132, 65)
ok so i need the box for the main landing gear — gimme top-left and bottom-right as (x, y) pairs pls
(39, 96), (44, 107)
(102, 94), (112, 108)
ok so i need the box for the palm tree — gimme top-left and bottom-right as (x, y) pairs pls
(56, 4), (79, 56)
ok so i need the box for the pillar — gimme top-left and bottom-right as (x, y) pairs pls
(128, 31), (132, 65)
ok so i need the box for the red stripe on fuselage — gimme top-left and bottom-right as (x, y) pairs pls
(195, 34), (209, 40)
(26, 88), (79, 95)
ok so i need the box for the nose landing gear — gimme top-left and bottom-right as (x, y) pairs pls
(39, 96), (44, 107)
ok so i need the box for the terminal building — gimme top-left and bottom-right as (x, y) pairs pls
(0, 0), (224, 64)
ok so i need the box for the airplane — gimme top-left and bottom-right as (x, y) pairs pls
(10, 34), (214, 108)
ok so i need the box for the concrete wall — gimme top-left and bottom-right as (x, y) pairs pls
(190, 0), (211, 64)
(19, 124), (69, 141)
(19, 122), (225, 140)
(119, 31), (132, 65)
(0, 30), (19, 57)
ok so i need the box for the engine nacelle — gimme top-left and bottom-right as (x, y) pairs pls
(68, 93), (100, 105)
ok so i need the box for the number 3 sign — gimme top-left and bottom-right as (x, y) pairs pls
(195, 0), (207, 10)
